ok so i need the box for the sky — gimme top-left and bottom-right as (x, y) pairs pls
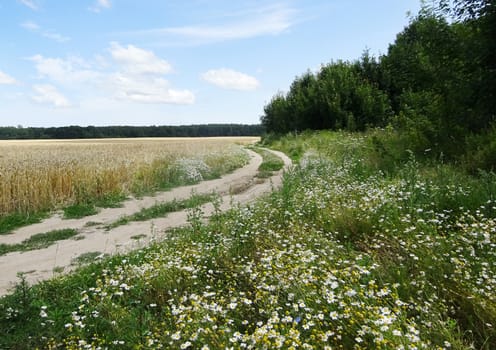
(0, 0), (421, 127)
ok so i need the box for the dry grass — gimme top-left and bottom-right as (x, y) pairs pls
(0, 137), (257, 217)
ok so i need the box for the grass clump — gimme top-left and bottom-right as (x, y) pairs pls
(63, 193), (129, 219)
(0, 228), (79, 256)
(71, 251), (108, 266)
(63, 203), (99, 219)
(0, 211), (49, 235)
(106, 192), (216, 229)
(250, 147), (285, 178)
(1, 131), (494, 349)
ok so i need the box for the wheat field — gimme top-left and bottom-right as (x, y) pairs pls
(0, 137), (257, 217)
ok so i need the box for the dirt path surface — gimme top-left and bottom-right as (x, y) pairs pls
(0, 149), (291, 296)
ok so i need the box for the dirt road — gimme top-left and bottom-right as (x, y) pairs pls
(0, 149), (291, 296)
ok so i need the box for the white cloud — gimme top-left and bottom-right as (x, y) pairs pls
(201, 68), (259, 91)
(89, 0), (112, 13)
(20, 21), (40, 31)
(32, 84), (71, 108)
(18, 0), (38, 10)
(111, 74), (195, 104)
(128, 3), (297, 45)
(0, 71), (17, 85)
(107, 43), (193, 104)
(21, 21), (70, 43)
(109, 42), (172, 75)
(41, 31), (70, 43)
(27, 44), (193, 106)
(29, 54), (100, 85)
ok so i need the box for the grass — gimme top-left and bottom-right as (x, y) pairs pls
(62, 193), (129, 219)
(63, 203), (100, 219)
(0, 211), (49, 235)
(71, 251), (108, 266)
(0, 228), (79, 256)
(250, 147), (285, 178)
(105, 192), (216, 230)
(0, 131), (494, 349)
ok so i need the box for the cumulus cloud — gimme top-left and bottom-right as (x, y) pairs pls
(109, 42), (172, 75)
(0, 71), (17, 85)
(21, 20), (70, 43)
(26, 43), (194, 105)
(89, 0), (112, 13)
(201, 68), (259, 91)
(110, 43), (195, 104)
(111, 74), (195, 104)
(108, 43), (194, 104)
(32, 84), (71, 108)
(28, 54), (100, 84)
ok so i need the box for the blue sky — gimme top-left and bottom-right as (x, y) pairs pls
(0, 0), (421, 127)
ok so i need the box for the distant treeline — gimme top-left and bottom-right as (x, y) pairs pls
(0, 124), (264, 139)
(261, 0), (495, 169)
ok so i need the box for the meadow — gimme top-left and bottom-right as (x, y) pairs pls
(0, 137), (255, 233)
(0, 131), (495, 349)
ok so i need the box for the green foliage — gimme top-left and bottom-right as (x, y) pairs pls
(2, 132), (495, 349)
(261, 1), (495, 171)
(462, 125), (496, 173)
(261, 61), (391, 134)
(0, 124), (264, 140)
(250, 147), (285, 177)
(63, 203), (99, 219)
(0, 211), (49, 235)
(64, 190), (126, 219)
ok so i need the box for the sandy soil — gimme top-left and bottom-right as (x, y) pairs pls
(0, 149), (291, 296)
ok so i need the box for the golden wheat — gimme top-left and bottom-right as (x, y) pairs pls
(0, 137), (257, 217)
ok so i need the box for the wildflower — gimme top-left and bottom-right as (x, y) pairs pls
(180, 341), (192, 349)
(39, 306), (48, 318)
(345, 289), (357, 297)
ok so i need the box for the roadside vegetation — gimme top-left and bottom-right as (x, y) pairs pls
(261, 0), (495, 173)
(1, 131), (494, 349)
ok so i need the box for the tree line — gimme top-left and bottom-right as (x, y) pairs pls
(261, 0), (495, 168)
(0, 124), (264, 140)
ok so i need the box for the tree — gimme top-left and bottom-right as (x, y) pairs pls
(436, 0), (496, 130)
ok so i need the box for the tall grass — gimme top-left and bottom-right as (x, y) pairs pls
(0, 131), (494, 349)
